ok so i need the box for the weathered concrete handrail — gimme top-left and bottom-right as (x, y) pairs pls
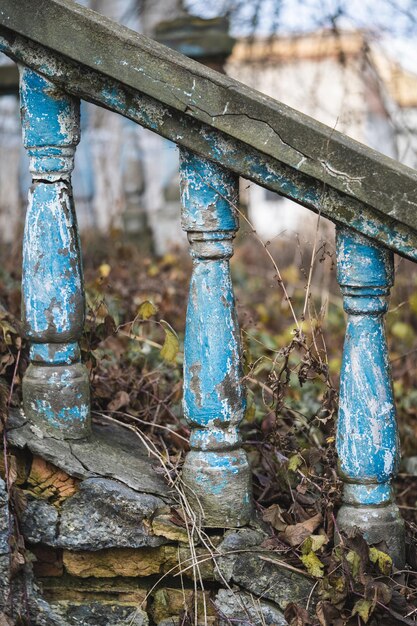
(1, 0), (417, 260)
(0, 0), (412, 565)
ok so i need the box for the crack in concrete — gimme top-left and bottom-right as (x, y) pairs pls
(183, 102), (312, 166)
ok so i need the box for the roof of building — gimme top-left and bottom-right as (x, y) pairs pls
(229, 30), (367, 63)
(229, 29), (417, 108)
(371, 52), (417, 108)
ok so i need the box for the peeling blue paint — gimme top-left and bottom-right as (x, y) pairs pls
(184, 259), (246, 427)
(193, 453), (241, 496)
(190, 426), (240, 451)
(33, 398), (89, 427)
(23, 183), (83, 339)
(180, 147), (238, 232)
(20, 67), (79, 148)
(30, 342), (80, 364)
(343, 483), (392, 506)
(19, 67), (90, 440)
(101, 85), (125, 110)
(180, 149), (252, 526)
(336, 227), (399, 508)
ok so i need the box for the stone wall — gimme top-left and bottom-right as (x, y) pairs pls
(0, 411), (313, 625)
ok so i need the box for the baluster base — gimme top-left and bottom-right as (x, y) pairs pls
(182, 449), (253, 528)
(337, 503), (405, 567)
(23, 362), (91, 440)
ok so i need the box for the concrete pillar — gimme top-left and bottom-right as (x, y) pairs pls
(19, 67), (90, 439)
(336, 227), (404, 566)
(179, 148), (252, 527)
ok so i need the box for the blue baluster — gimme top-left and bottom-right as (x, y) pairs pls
(20, 67), (90, 439)
(179, 148), (252, 527)
(336, 227), (404, 565)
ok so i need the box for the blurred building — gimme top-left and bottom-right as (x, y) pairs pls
(0, 12), (416, 250)
(227, 30), (417, 239)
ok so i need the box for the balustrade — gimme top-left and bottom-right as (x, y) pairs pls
(1, 0), (415, 562)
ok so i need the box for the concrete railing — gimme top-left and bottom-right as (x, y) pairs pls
(1, 0), (417, 567)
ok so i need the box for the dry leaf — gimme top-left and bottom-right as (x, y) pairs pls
(262, 503), (288, 531)
(98, 263), (111, 278)
(280, 512), (323, 547)
(316, 601), (343, 626)
(288, 453), (303, 472)
(10, 549), (25, 578)
(107, 390), (130, 412)
(300, 551), (325, 577)
(366, 580), (392, 606)
(352, 598), (373, 624)
(7, 455), (18, 488)
(369, 546), (392, 575)
(284, 603), (312, 626)
(302, 534), (328, 553)
(346, 549), (361, 582)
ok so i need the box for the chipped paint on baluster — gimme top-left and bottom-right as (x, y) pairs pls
(184, 257), (246, 429)
(33, 399), (89, 426)
(19, 66), (80, 179)
(180, 147), (238, 232)
(23, 182), (83, 340)
(336, 227), (398, 493)
(336, 227), (405, 565)
(19, 67), (80, 146)
(343, 482), (392, 505)
(179, 148), (252, 527)
(337, 316), (398, 483)
(19, 67), (90, 440)
(189, 261), (243, 406)
(30, 342), (80, 365)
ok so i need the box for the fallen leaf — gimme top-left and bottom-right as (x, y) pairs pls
(352, 598), (373, 623)
(369, 546), (392, 575)
(284, 602), (312, 626)
(107, 390), (130, 412)
(346, 549), (361, 581)
(344, 535), (372, 585)
(98, 263), (111, 278)
(262, 503), (288, 531)
(366, 580), (392, 606)
(288, 453), (303, 472)
(281, 513), (323, 547)
(10, 549), (25, 578)
(300, 550), (325, 577)
(316, 601), (342, 626)
(302, 534), (328, 554)
(319, 574), (347, 608)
